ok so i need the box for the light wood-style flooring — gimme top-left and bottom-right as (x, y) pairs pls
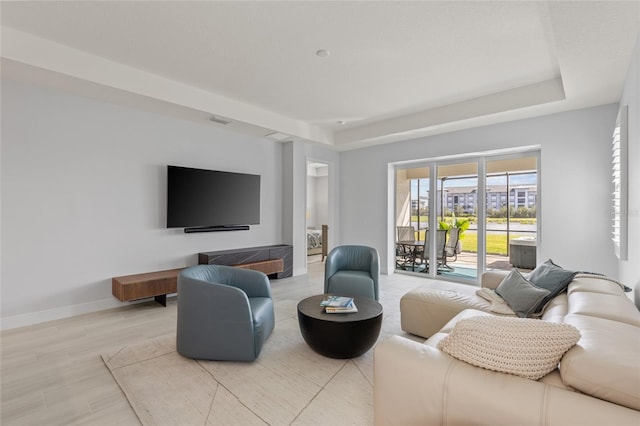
(1, 259), (428, 425)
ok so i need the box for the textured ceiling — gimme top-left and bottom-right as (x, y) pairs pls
(1, 1), (639, 149)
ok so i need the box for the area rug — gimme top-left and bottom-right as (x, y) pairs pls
(101, 317), (375, 425)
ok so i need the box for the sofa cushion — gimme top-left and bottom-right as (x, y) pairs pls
(438, 309), (494, 334)
(495, 269), (551, 318)
(540, 292), (568, 323)
(561, 313), (640, 410)
(437, 316), (581, 380)
(568, 291), (640, 327)
(567, 275), (627, 297)
(400, 282), (491, 338)
(526, 259), (578, 313)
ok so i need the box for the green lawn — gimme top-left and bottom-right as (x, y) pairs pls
(461, 233), (529, 255)
(413, 230), (529, 256)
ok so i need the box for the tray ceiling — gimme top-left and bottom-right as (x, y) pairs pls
(1, 1), (638, 150)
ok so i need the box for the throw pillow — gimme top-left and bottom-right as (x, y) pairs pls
(437, 316), (581, 380)
(527, 259), (578, 313)
(495, 269), (550, 318)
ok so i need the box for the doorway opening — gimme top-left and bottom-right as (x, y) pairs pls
(306, 161), (329, 264)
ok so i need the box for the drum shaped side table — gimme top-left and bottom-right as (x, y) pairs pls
(297, 294), (383, 359)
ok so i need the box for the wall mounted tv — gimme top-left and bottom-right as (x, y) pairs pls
(167, 165), (261, 233)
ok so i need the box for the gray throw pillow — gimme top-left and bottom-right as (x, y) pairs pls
(526, 259), (577, 313)
(495, 269), (551, 318)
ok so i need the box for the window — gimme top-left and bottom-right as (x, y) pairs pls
(394, 152), (538, 281)
(612, 105), (628, 260)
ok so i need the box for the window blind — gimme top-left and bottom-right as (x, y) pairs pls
(611, 105), (628, 260)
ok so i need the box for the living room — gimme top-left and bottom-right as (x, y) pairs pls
(1, 2), (639, 424)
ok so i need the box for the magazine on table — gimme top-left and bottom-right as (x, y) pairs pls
(320, 295), (354, 308)
(324, 301), (358, 314)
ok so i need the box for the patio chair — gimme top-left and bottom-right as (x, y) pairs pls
(414, 229), (447, 273)
(396, 226), (416, 269)
(443, 227), (461, 265)
(397, 226), (415, 241)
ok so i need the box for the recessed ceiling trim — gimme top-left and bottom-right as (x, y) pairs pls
(334, 77), (566, 145)
(0, 27), (334, 146)
(2, 0), (637, 151)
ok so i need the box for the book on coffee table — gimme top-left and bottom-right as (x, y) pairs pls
(325, 301), (358, 314)
(320, 296), (354, 308)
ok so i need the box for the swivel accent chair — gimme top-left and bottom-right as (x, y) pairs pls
(176, 265), (275, 361)
(324, 245), (380, 300)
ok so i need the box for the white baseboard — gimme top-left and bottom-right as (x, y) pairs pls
(0, 297), (126, 331)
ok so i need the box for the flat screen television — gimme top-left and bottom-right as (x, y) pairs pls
(167, 165), (260, 232)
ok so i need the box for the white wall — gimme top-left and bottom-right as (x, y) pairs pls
(306, 173), (328, 228)
(341, 104), (619, 277)
(619, 34), (640, 305)
(314, 175), (329, 226)
(1, 79), (286, 328)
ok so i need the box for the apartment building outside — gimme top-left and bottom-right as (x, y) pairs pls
(411, 185), (537, 217)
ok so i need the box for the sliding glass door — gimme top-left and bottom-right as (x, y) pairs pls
(394, 151), (539, 283)
(436, 162), (479, 280)
(396, 169), (430, 238)
(485, 156), (538, 272)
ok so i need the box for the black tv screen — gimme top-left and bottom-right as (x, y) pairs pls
(167, 165), (260, 230)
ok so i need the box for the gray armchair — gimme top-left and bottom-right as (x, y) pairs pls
(324, 245), (380, 300)
(176, 265), (275, 361)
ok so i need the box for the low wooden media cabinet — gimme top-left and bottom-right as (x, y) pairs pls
(198, 244), (293, 279)
(112, 244), (293, 306)
(112, 268), (182, 307)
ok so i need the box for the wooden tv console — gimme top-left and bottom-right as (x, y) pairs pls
(112, 268), (182, 307)
(112, 244), (293, 306)
(198, 244), (293, 279)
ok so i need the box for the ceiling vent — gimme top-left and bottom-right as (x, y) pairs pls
(209, 115), (231, 125)
(265, 132), (291, 141)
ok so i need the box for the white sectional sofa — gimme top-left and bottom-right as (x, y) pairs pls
(374, 271), (640, 425)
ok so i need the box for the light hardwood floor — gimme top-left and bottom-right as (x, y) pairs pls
(1, 260), (427, 425)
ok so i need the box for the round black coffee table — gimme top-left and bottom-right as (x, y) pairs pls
(297, 294), (383, 359)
